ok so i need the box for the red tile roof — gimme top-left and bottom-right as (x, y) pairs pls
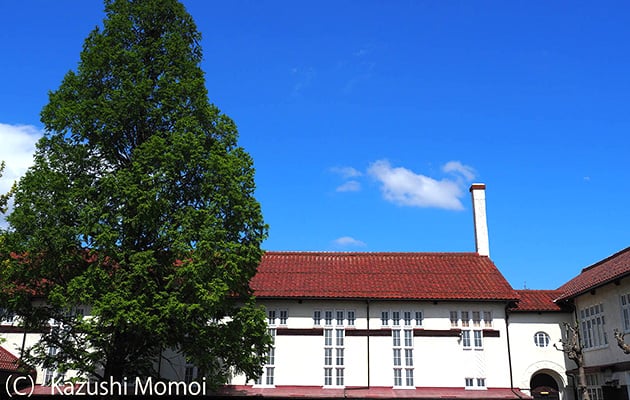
(251, 252), (518, 301)
(0, 346), (19, 372)
(216, 385), (531, 399)
(511, 290), (566, 312)
(556, 247), (630, 301)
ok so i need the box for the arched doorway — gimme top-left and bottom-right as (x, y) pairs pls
(531, 372), (560, 400)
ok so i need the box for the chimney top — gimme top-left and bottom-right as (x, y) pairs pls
(470, 183), (490, 257)
(469, 183), (486, 192)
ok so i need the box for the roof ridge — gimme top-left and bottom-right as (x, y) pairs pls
(263, 251), (482, 256)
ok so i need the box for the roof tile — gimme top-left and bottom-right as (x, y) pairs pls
(251, 252), (518, 301)
(557, 247), (630, 301)
(0, 346), (19, 372)
(512, 290), (566, 312)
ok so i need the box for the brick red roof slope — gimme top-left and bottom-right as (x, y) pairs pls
(556, 247), (630, 301)
(511, 290), (566, 312)
(251, 252), (518, 301)
(0, 346), (19, 372)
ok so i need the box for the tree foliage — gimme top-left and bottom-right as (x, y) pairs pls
(0, 0), (269, 384)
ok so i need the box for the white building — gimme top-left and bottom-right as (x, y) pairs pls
(0, 184), (592, 400)
(555, 247), (630, 400)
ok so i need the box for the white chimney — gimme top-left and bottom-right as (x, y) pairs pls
(470, 183), (490, 257)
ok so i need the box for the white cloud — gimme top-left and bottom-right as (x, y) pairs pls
(0, 123), (41, 196)
(333, 236), (366, 248)
(330, 166), (362, 179)
(367, 159), (476, 210)
(336, 180), (361, 192)
(442, 160), (476, 181)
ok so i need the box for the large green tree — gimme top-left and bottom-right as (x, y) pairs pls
(0, 0), (269, 384)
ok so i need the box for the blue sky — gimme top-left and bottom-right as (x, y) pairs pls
(1, 1), (629, 290)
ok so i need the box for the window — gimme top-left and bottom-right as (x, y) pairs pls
(456, 310), (489, 350)
(325, 310), (333, 326)
(347, 311), (356, 326)
(336, 329), (344, 346)
(450, 311), (459, 327)
(336, 310), (344, 326)
(586, 374), (603, 400)
(392, 311), (400, 326)
(184, 365), (196, 384)
(405, 369), (414, 386)
(393, 349), (401, 366)
(313, 310), (322, 326)
(461, 311), (470, 327)
(381, 311), (389, 326)
(267, 310), (276, 326)
(324, 368), (332, 386)
(483, 311), (493, 327)
(622, 294), (630, 332)
(404, 330), (413, 347)
(336, 348), (344, 366)
(324, 329), (333, 346)
(279, 310), (288, 325)
(403, 311), (412, 326)
(534, 332), (550, 347)
(465, 377), (487, 390)
(256, 328), (276, 386)
(580, 304), (608, 349)
(473, 330), (483, 348)
(336, 369), (344, 386)
(462, 330), (471, 348)
(394, 369), (402, 386)
(415, 311), (423, 326)
(265, 367), (274, 385)
(392, 326), (414, 387)
(472, 312), (481, 327)
(323, 317), (346, 387)
(392, 330), (401, 346)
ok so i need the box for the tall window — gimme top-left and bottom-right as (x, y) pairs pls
(256, 311), (277, 386)
(392, 326), (414, 387)
(621, 294), (630, 332)
(184, 364), (196, 384)
(324, 311), (347, 387)
(580, 304), (608, 349)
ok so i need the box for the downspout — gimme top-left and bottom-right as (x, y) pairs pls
(366, 299), (371, 388)
(505, 303), (524, 399)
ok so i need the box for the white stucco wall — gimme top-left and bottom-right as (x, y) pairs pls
(572, 279), (630, 388)
(231, 299), (515, 389)
(508, 311), (572, 399)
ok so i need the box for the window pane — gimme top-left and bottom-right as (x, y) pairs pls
(314, 310), (321, 326)
(347, 311), (355, 326)
(415, 311), (423, 326)
(336, 311), (344, 325)
(450, 311), (458, 327)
